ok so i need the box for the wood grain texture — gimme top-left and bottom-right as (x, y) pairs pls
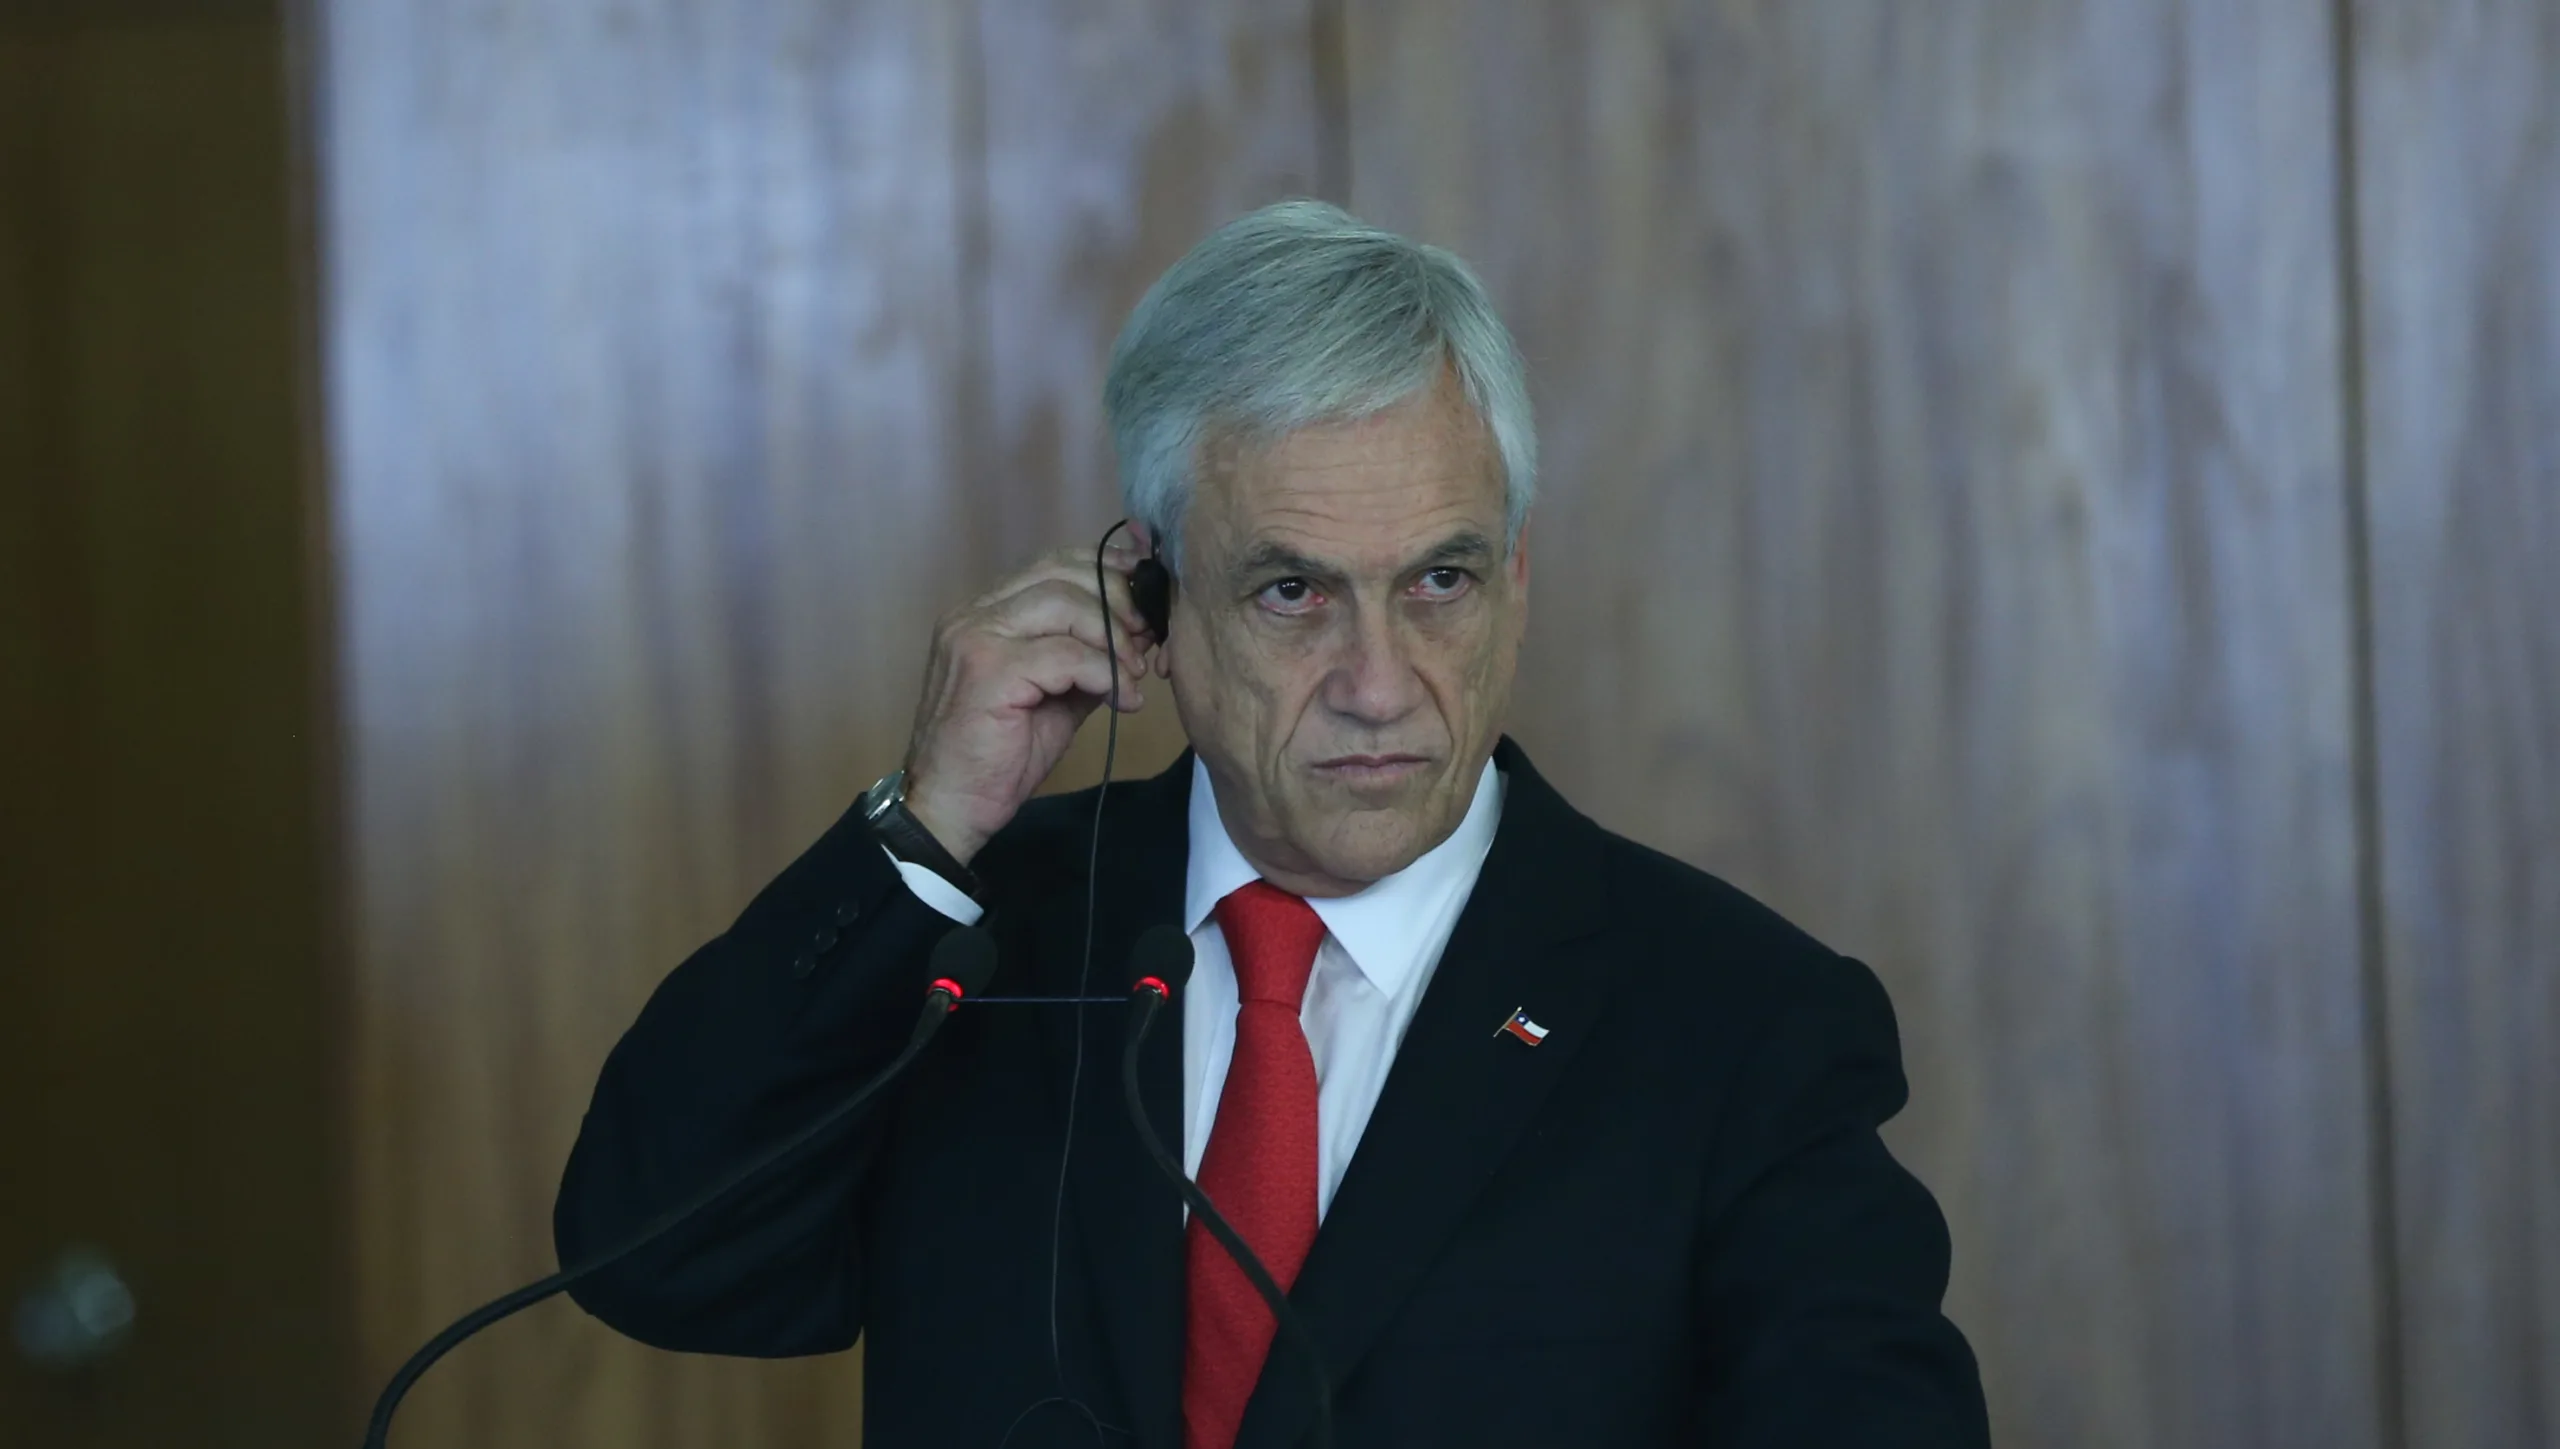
(319, 2), (976, 1442)
(2352, 4), (2560, 1447)
(969, 0), (1331, 793)
(0, 11), (347, 1445)
(318, 1), (1324, 1443)
(1342, 4), (2379, 1447)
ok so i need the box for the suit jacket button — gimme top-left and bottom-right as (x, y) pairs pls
(812, 926), (840, 953)
(834, 900), (861, 926)
(790, 953), (817, 979)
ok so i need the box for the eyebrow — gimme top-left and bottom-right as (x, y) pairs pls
(1230, 528), (1498, 584)
(1416, 529), (1498, 567)
(1233, 540), (1339, 582)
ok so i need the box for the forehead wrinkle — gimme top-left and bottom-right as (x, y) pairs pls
(1256, 432), (1489, 493)
(1193, 377), (1506, 584)
(1221, 378), (1496, 488)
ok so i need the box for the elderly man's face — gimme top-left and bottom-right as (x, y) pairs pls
(1162, 367), (1528, 896)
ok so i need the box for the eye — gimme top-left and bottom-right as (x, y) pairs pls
(1256, 577), (1325, 616)
(1411, 566), (1474, 600)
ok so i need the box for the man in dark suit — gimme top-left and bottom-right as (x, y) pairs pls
(554, 201), (1990, 1448)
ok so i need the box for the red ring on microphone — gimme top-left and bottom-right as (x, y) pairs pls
(1133, 975), (1170, 1000)
(929, 976), (967, 1012)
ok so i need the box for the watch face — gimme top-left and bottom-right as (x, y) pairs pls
(863, 770), (904, 820)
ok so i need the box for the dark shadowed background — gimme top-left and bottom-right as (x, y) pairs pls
(2, 2), (2552, 1447)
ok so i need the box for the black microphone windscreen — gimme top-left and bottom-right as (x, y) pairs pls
(928, 925), (1001, 996)
(1127, 924), (1196, 996)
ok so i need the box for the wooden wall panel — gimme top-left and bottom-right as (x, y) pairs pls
(2353, 5), (2560, 1447)
(318, 1), (1324, 1443)
(1343, 5), (2379, 1448)
(318, 3), (975, 1443)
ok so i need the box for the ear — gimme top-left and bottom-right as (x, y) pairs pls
(1507, 516), (1533, 599)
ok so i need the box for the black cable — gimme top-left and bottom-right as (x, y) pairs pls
(1120, 991), (1336, 1449)
(1035, 524), (1139, 1383)
(1009, 521), (1148, 1448)
(361, 992), (967, 1447)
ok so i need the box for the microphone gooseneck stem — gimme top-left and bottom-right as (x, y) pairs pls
(360, 992), (960, 1449)
(1120, 991), (1336, 1449)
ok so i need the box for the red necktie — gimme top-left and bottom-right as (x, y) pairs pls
(1183, 880), (1327, 1449)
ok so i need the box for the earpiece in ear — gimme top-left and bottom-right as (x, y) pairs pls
(1129, 553), (1172, 643)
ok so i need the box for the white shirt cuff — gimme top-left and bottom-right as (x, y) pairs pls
(885, 846), (985, 925)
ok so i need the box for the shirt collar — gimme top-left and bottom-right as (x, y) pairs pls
(1182, 753), (1507, 998)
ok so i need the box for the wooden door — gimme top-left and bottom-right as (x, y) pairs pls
(0, 6), (346, 1446)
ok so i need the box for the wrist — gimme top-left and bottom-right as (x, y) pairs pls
(858, 769), (986, 894)
(900, 787), (989, 869)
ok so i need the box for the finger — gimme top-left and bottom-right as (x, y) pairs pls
(975, 546), (1108, 602)
(981, 577), (1122, 639)
(1004, 634), (1146, 712)
(1097, 562), (1153, 642)
(981, 578), (1151, 667)
(1075, 593), (1156, 679)
(1084, 556), (1159, 646)
(978, 545), (1149, 623)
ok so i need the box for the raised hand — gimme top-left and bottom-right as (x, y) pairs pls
(898, 537), (1158, 865)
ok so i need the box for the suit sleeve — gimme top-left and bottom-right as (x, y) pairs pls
(550, 801), (962, 1357)
(1690, 954), (1993, 1447)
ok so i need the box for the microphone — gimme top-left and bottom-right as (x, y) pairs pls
(920, 922), (997, 1022)
(1116, 926), (1334, 1449)
(1123, 922), (1194, 1005)
(359, 925), (1001, 1448)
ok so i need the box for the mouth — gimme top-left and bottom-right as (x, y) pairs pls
(1310, 753), (1433, 786)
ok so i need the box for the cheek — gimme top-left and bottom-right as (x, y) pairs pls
(1250, 641), (1338, 759)
(1186, 618), (1323, 753)
(1419, 607), (1510, 704)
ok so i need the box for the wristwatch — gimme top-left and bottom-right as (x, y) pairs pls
(858, 768), (982, 901)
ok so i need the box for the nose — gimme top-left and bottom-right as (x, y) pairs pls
(1319, 601), (1426, 728)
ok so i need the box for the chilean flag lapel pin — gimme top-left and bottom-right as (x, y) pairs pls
(1496, 1007), (1550, 1047)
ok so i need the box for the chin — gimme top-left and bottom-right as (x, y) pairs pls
(1300, 810), (1435, 885)
(1271, 763), (1466, 884)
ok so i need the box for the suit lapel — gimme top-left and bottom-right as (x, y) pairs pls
(1022, 753), (1194, 1447)
(1235, 740), (1620, 1449)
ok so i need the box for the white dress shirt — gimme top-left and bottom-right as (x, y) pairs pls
(891, 754), (1506, 1221)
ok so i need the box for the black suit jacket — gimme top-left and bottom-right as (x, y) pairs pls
(555, 739), (1989, 1448)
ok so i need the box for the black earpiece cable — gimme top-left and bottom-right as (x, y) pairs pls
(1001, 522), (1156, 1449)
(1039, 521), (1146, 1372)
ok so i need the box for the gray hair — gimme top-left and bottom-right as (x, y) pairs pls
(1103, 200), (1536, 577)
